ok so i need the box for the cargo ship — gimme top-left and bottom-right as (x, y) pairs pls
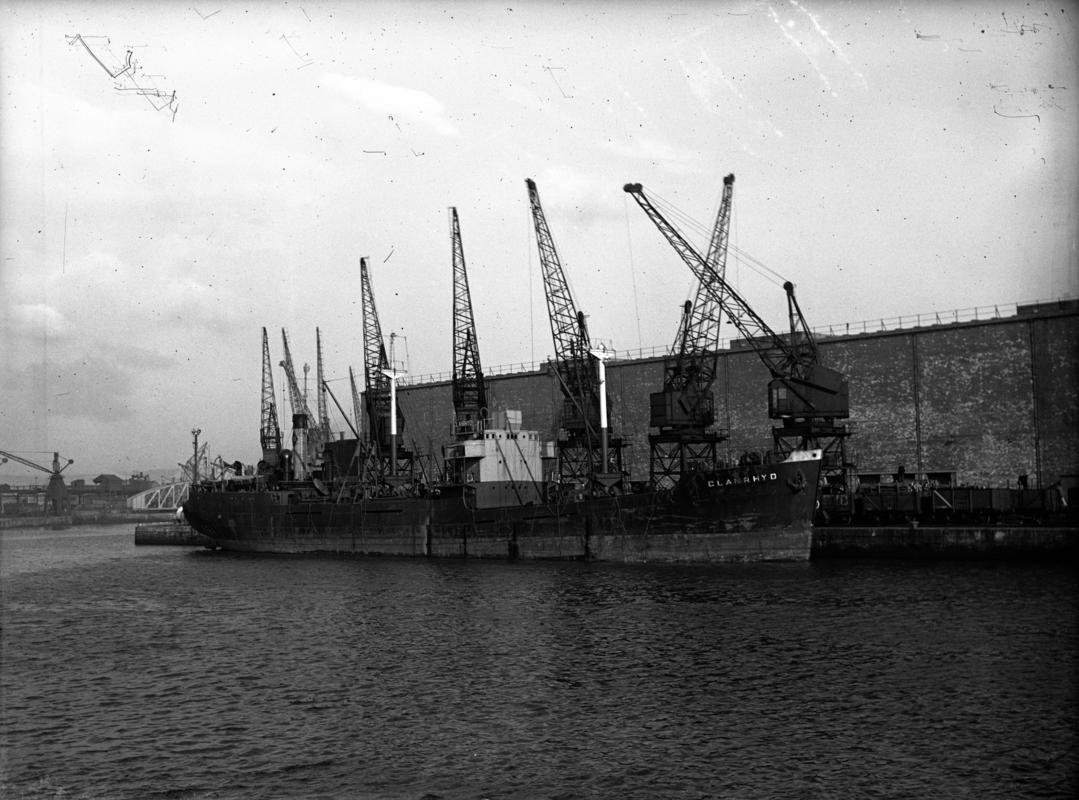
(182, 180), (833, 563)
(181, 411), (822, 563)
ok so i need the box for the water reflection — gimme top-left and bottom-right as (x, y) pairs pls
(0, 526), (1074, 799)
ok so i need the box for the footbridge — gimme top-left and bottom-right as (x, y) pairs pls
(126, 482), (190, 512)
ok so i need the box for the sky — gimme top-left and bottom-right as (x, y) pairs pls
(1, 0), (1076, 479)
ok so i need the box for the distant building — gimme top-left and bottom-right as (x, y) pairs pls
(93, 474), (125, 493)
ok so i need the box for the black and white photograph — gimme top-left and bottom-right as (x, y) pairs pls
(2, 1), (1076, 798)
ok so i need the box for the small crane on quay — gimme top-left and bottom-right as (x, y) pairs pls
(0, 450), (74, 515)
(623, 180), (852, 496)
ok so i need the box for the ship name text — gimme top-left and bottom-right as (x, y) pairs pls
(708, 472), (778, 488)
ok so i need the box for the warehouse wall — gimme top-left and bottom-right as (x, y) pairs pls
(397, 305), (1079, 489)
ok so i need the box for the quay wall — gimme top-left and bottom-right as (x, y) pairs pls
(811, 526), (1079, 560)
(397, 304), (1078, 489)
(134, 521), (212, 547)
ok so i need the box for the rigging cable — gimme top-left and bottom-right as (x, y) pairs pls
(527, 209), (534, 365)
(646, 188), (788, 288)
(623, 192), (644, 350)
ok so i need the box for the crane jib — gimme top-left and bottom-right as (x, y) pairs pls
(622, 183), (801, 376)
(624, 180), (849, 424)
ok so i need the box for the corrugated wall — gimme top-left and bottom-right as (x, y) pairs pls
(397, 309), (1079, 488)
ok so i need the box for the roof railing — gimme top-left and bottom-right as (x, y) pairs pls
(396, 297), (1075, 387)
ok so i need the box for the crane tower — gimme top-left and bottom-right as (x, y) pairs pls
(525, 178), (623, 488)
(359, 256), (411, 478)
(259, 327), (283, 471)
(0, 450), (73, 515)
(624, 181), (851, 489)
(648, 173), (735, 487)
(449, 206), (488, 438)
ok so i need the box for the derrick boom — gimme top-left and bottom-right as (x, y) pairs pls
(348, 366), (363, 437)
(279, 329), (306, 422)
(259, 327), (282, 459)
(450, 207), (488, 437)
(279, 328), (320, 474)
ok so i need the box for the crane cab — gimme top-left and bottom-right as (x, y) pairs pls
(769, 365), (850, 420)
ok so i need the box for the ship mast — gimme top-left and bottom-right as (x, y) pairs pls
(348, 366), (363, 441)
(279, 328), (321, 477)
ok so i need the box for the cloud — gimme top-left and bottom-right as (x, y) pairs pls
(605, 136), (690, 164)
(322, 73), (459, 136)
(501, 83), (545, 112)
(4, 303), (72, 340)
(1, 336), (180, 425)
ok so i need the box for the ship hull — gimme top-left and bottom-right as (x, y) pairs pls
(182, 457), (820, 564)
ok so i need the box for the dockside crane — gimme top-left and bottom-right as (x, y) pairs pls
(649, 173), (735, 487)
(450, 206), (488, 440)
(445, 206), (490, 486)
(259, 327), (283, 472)
(623, 181), (850, 485)
(0, 450), (73, 514)
(525, 178), (622, 488)
(359, 256), (411, 478)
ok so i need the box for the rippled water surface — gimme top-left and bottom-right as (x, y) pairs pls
(1, 524), (1075, 799)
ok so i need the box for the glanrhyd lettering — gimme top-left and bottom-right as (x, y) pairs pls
(706, 472), (778, 488)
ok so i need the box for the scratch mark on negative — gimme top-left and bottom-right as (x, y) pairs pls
(994, 106), (1040, 122)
